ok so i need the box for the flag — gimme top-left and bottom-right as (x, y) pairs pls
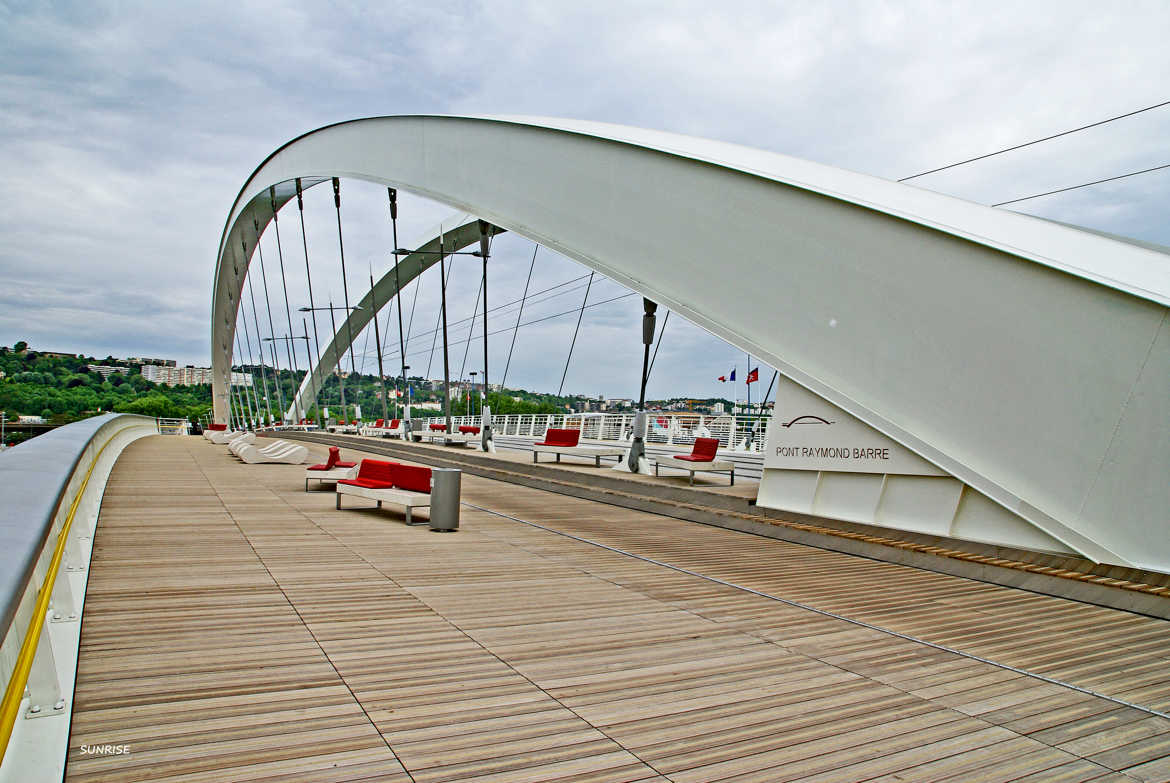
(746, 367), (759, 384)
(717, 375), (726, 382)
(729, 368), (736, 382)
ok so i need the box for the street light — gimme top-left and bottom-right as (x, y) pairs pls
(298, 303), (363, 424)
(469, 371), (477, 417)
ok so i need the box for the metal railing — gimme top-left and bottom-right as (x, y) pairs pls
(410, 411), (771, 451)
(0, 414), (158, 779)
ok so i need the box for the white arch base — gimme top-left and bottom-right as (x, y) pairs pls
(759, 381), (1073, 555)
(213, 115), (1170, 573)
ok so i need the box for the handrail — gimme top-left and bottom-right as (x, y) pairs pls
(0, 421), (145, 765)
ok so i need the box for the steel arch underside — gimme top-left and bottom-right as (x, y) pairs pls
(212, 115), (1170, 571)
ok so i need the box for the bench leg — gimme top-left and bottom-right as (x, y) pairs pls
(730, 469), (734, 486)
(336, 493), (341, 510)
(533, 451), (538, 463)
(305, 478), (309, 491)
(405, 507), (411, 526)
(377, 500), (382, 509)
(689, 471), (694, 486)
(595, 455), (601, 467)
(654, 463), (659, 476)
(555, 454), (560, 463)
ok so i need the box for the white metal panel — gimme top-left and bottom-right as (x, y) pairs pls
(211, 115), (1170, 571)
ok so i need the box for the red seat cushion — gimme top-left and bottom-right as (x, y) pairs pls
(336, 460), (357, 468)
(392, 464), (432, 494)
(338, 478), (395, 489)
(674, 454), (714, 462)
(429, 423), (447, 431)
(537, 428), (580, 447)
(208, 423), (227, 431)
(458, 425), (480, 435)
(307, 462), (329, 471)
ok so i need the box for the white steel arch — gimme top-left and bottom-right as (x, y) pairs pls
(213, 115), (1170, 571)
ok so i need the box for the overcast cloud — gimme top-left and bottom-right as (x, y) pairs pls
(2, 0), (1168, 400)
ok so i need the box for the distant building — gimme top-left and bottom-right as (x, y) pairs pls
(17, 415), (45, 424)
(128, 356), (177, 367)
(87, 364), (131, 379)
(142, 365), (252, 387)
(711, 401), (726, 414)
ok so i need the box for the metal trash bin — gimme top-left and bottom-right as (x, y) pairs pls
(429, 468), (461, 532)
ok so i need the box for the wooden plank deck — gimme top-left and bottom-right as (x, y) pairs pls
(65, 436), (1170, 782)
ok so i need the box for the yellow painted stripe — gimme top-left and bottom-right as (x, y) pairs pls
(0, 424), (142, 764)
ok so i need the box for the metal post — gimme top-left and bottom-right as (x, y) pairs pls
(625, 298), (656, 473)
(327, 300), (348, 424)
(388, 188), (411, 434)
(296, 178), (325, 429)
(440, 233), (452, 435)
(269, 187), (303, 422)
(370, 269), (389, 422)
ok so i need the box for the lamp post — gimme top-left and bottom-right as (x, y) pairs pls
(401, 365), (411, 433)
(469, 371), (477, 417)
(262, 334), (312, 423)
(299, 303), (362, 425)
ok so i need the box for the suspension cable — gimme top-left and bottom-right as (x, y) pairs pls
(439, 231), (453, 430)
(645, 309), (671, 380)
(557, 271), (594, 396)
(269, 188), (302, 420)
(296, 178), (325, 426)
(242, 261), (274, 424)
(426, 253), (456, 379)
(332, 178), (358, 382)
(383, 290), (638, 365)
(387, 188), (410, 417)
(992, 162), (1170, 207)
(501, 244), (537, 389)
(480, 223), (493, 400)
(369, 266), (390, 421)
(233, 331), (257, 428)
(363, 272), (595, 364)
(458, 276), (484, 381)
(252, 218), (286, 421)
(900, 98), (1170, 182)
(235, 298), (266, 425)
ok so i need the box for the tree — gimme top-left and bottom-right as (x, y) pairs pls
(13, 341), (28, 354)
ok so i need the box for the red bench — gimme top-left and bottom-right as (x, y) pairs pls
(304, 446), (359, 490)
(537, 428), (579, 448)
(429, 423), (448, 432)
(458, 425), (481, 435)
(336, 459), (433, 524)
(532, 428), (624, 466)
(654, 437), (735, 485)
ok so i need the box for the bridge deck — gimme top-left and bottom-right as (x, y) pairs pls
(65, 436), (1170, 782)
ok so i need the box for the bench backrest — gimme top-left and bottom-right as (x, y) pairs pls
(356, 459), (399, 484)
(543, 428), (580, 447)
(393, 464), (432, 493)
(389, 419), (400, 429)
(324, 446), (342, 470)
(374, 419), (384, 428)
(691, 437), (720, 461)
(207, 423), (227, 431)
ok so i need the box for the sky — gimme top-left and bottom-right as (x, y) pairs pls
(2, 0), (1169, 401)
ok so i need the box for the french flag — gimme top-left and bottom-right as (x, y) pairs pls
(718, 368), (736, 382)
